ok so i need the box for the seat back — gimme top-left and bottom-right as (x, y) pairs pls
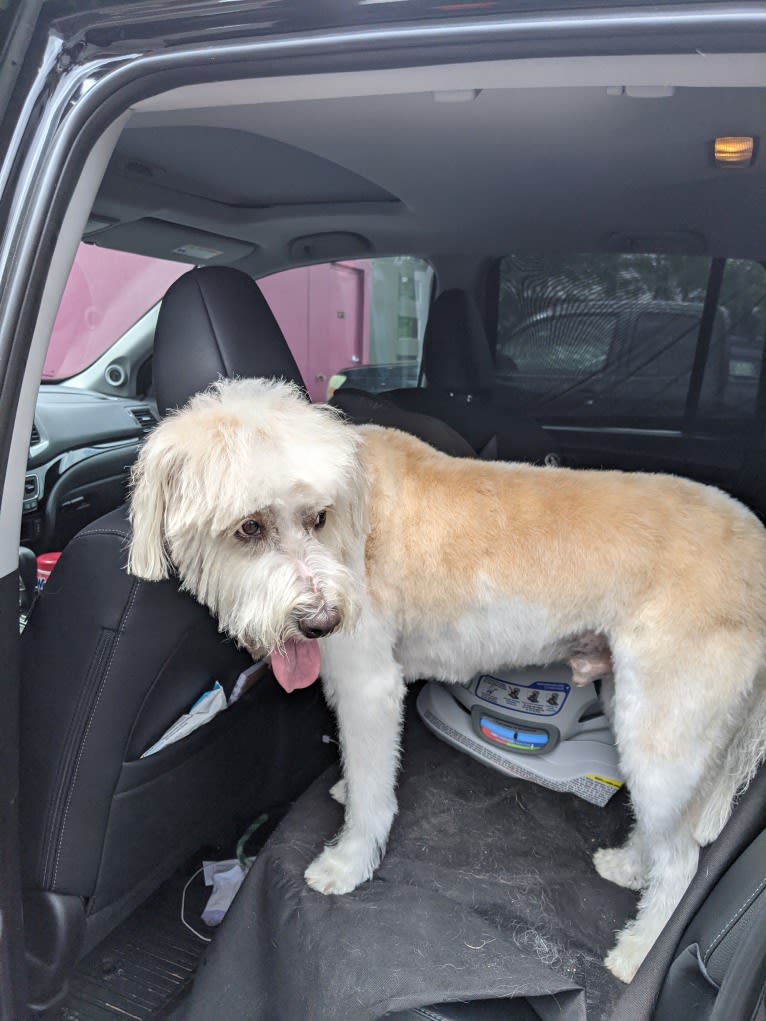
(420, 288), (495, 397)
(19, 267), (331, 1010)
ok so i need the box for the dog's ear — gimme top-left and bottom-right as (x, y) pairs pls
(330, 425), (369, 552)
(127, 429), (185, 581)
(344, 449), (369, 543)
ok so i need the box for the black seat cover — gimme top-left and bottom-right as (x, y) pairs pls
(386, 289), (494, 443)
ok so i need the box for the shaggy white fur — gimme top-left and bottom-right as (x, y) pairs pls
(128, 377), (766, 984)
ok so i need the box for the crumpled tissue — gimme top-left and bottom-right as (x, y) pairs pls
(201, 859), (251, 926)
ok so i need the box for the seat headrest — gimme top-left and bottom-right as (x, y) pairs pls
(153, 267), (304, 417)
(421, 289), (494, 395)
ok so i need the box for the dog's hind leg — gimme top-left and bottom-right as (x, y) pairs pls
(603, 793), (700, 983)
(603, 712), (703, 982)
(690, 670), (766, 846)
(601, 630), (763, 983)
(305, 610), (406, 896)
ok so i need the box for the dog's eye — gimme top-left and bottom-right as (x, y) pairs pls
(238, 519), (262, 540)
(314, 510), (327, 530)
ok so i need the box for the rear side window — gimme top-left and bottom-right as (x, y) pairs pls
(498, 311), (617, 376)
(626, 312), (702, 378)
(496, 253), (766, 428)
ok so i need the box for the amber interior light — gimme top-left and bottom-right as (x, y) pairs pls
(714, 136), (755, 167)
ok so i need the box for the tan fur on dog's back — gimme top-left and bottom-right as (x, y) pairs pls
(359, 425), (766, 654)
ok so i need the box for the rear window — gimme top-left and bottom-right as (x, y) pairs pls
(496, 253), (766, 428)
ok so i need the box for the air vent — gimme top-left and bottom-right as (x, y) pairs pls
(129, 406), (157, 434)
(30, 422), (40, 445)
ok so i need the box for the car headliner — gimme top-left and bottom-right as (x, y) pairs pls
(86, 51), (766, 278)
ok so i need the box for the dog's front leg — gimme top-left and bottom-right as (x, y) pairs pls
(305, 617), (405, 895)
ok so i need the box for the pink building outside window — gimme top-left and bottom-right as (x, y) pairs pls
(43, 245), (187, 381)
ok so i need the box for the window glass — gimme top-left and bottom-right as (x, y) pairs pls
(626, 312), (701, 378)
(43, 243), (187, 381)
(498, 312), (617, 376)
(496, 253), (766, 427)
(259, 257), (433, 402)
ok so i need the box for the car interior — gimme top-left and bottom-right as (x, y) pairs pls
(6, 6), (766, 1020)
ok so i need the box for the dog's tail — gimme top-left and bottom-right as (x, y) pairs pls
(691, 667), (766, 846)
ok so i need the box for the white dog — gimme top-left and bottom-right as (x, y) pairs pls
(128, 376), (766, 984)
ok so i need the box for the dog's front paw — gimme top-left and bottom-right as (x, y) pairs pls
(594, 846), (646, 891)
(329, 779), (347, 805)
(304, 843), (374, 895)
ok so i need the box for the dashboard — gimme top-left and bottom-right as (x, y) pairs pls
(22, 386), (156, 553)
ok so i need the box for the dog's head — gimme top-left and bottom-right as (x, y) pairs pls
(128, 377), (367, 690)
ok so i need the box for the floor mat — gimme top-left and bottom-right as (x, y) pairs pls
(41, 873), (211, 1021)
(41, 811), (284, 1021)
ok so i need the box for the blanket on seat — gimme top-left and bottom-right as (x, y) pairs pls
(185, 690), (636, 1021)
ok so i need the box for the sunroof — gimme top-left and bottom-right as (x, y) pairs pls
(112, 126), (397, 208)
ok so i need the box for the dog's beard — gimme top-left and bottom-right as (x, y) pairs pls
(170, 536), (359, 688)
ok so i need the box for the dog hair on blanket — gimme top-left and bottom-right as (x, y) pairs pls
(128, 377), (766, 984)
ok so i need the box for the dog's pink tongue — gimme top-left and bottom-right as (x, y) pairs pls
(271, 639), (321, 692)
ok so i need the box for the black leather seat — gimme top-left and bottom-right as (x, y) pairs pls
(386, 289), (560, 465)
(19, 266), (336, 1011)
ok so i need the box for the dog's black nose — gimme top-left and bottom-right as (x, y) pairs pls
(301, 626), (328, 639)
(299, 607), (341, 640)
